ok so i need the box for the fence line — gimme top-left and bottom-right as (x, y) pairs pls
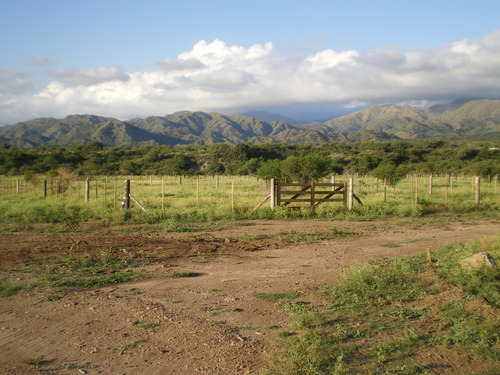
(0, 174), (497, 212)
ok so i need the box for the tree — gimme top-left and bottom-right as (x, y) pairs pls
(164, 154), (198, 175)
(371, 162), (407, 186)
(282, 154), (332, 182)
(256, 159), (286, 182)
(348, 154), (380, 174)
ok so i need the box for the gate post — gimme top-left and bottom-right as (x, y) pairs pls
(348, 178), (354, 211)
(310, 181), (315, 210)
(270, 178), (276, 211)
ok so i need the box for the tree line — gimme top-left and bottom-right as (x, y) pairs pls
(0, 140), (498, 184)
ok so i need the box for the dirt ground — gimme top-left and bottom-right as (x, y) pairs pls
(0, 218), (498, 374)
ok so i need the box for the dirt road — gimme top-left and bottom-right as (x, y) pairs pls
(0, 218), (498, 374)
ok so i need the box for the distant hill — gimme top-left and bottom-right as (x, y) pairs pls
(240, 110), (298, 124)
(0, 100), (498, 147)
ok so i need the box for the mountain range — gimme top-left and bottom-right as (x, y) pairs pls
(0, 99), (499, 147)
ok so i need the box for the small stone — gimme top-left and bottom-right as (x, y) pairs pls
(461, 252), (497, 270)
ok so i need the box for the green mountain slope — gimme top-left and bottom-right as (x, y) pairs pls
(0, 100), (498, 147)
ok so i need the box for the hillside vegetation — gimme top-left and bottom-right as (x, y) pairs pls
(0, 140), (498, 180)
(0, 100), (499, 147)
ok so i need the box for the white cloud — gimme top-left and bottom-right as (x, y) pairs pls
(0, 69), (34, 95)
(156, 58), (206, 71)
(1, 30), (500, 125)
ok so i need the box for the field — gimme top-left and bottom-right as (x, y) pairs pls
(0, 173), (498, 222)
(0, 174), (499, 374)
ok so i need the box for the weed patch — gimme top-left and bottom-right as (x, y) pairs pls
(253, 291), (301, 303)
(23, 355), (46, 367)
(0, 279), (25, 297)
(133, 321), (157, 330)
(170, 271), (201, 278)
(265, 236), (500, 374)
(276, 227), (357, 244)
(0, 250), (151, 295)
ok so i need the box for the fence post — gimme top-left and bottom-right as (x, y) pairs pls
(231, 180), (235, 212)
(123, 179), (130, 209)
(270, 178), (276, 211)
(161, 178), (165, 211)
(343, 181), (347, 206)
(103, 178), (107, 207)
(445, 177), (448, 206)
(383, 178), (387, 202)
(475, 176), (480, 205)
(85, 178), (90, 203)
(429, 174), (433, 195)
(310, 182), (315, 210)
(415, 176), (418, 206)
(196, 175), (199, 207)
(114, 179), (117, 209)
(43, 180), (47, 198)
(348, 178), (354, 211)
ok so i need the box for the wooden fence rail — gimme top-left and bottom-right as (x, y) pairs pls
(273, 181), (347, 210)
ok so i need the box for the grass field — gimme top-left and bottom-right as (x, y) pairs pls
(0, 174), (497, 226)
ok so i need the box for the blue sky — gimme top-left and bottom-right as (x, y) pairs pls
(1, 0), (499, 125)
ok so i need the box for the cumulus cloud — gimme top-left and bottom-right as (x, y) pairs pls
(156, 57), (206, 71)
(0, 69), (34, 95)
(1, 30), (500, 125)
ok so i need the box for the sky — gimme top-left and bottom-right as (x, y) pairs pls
(1, 0), (499, 126)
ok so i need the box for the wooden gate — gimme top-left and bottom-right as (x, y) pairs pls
(275, 181), (347, 209)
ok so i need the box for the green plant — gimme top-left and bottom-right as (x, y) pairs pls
(41, 362), (97, 371)
(0, 280), (24, 297)
(253, 291), (301, 303)
(23, 355), (46, 367)
(170, 271), (200, 278)
(381, 243), (402, 248)
(120, 339), (145, 353)
(133, 321), (157, 330)
(264, 324), (281, 330)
